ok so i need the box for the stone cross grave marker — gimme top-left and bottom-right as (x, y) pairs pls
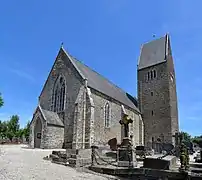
(119, 114), (133, 138)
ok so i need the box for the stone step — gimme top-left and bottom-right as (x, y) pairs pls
(50, 154), (67, 163)
(190, 163), (202, 169)
(67, 158), (91, 167)
(190, 167), (202, 174)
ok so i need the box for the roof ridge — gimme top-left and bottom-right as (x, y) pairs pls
(61, 47), (86, 80)
(71, 55), (131, 95)
(143, 35), (166, 46)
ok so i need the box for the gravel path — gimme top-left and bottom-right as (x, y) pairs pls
(0, 144), (118, 180)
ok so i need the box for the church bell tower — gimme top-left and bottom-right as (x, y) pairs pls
(137, 34), (179, 147)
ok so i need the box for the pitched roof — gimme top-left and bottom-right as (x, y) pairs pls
(42, 109), (64, 127)
(31, 105), (64, 127)
(61, 48), (139, 112)
(138, 34), (169, 70)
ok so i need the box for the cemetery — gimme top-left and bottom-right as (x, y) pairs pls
(46, 110), (202, 180)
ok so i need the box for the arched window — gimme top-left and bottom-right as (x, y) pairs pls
(147, 70), (157, 81)
(51, 76), (66, 112)
(150, 71), (153, 79)
(104, 102), (110, 128)
(147, 72), (150, 80)
(153, 70), (156, 78)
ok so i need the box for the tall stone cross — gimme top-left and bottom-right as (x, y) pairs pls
(172, 132), (184, 157)
(119, 114), (133, 138)
(172, 132), (184, 147)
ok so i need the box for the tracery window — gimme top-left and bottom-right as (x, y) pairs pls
(104, 102), (110, 128)
(51, 76), (66, 112)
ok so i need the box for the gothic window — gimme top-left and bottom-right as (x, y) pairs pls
(153, 70), (156, 78)
(104, 102), (110, 128)
(147, 72), (150, 81)
(150, 71), (153, 80)
(51, 76), (66, 112)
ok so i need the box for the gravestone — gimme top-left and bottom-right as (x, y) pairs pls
(136, 146), (146, 158)
(195, 150), (202, 163)
(108, 138), (117, 151)
(143, 155), (177, 170)
(162, 143), (174, 152)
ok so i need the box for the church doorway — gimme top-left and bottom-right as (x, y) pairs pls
(34, 118), (42, 148)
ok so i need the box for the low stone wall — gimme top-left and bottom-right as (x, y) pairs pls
(66, 148), (92, 167)
(50, 149), (92, 167)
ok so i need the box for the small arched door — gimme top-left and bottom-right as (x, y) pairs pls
(34, 118), (42, 148)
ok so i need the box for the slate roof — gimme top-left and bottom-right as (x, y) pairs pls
(62, 48), (139, 112)
(138, 35), (168, 70)
(41, 108), (64, 127)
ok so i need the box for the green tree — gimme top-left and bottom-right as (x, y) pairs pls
(16, 129), (24, 138)
(0, 93), (3, 107)
(0, 121), (8, 138)
(180, 131), (193, 151)
(6, 115), (20, 141)
(192, 136), (202, 148)
(181, 131), (192, 143)
(23, 120), (30, 141)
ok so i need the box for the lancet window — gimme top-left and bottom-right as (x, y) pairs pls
(51, 76), (66, 112)
(104, 102), (110, 128)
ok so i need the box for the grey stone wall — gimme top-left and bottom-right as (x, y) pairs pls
(167, 53), (179, 141)
(31, 47), (144, 150)
(43, 124), (64, 149)
(138, 54), (179, 146)
(29, 108), (46, 149)
(38, 48), (83, 148)
(72, 85), (86, 149)
(90, 88), (143, 147)
(72, 84), (95, 150)
(85, 87), (95, 148)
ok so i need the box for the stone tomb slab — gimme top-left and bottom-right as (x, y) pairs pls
(143, 155), (177, 170)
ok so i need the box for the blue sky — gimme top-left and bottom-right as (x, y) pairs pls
(0, 0), (201, 136)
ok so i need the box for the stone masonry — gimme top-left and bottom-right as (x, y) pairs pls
(30, 34), (178, 152)
(29, 45), (144, 150)
(29, 106), (64, 149)
(38, 48), (84, 149)
(91, 89), (143, 147)
(137, 34), (179, 147)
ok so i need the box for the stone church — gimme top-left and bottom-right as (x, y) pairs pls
(29, 34), (179, 150)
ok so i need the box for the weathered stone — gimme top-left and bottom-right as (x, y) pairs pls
(137, 34), (179, 148)
(143, 155), (177, 170)
(29, 44), (144, 150)
(108, 138), (117, 151)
